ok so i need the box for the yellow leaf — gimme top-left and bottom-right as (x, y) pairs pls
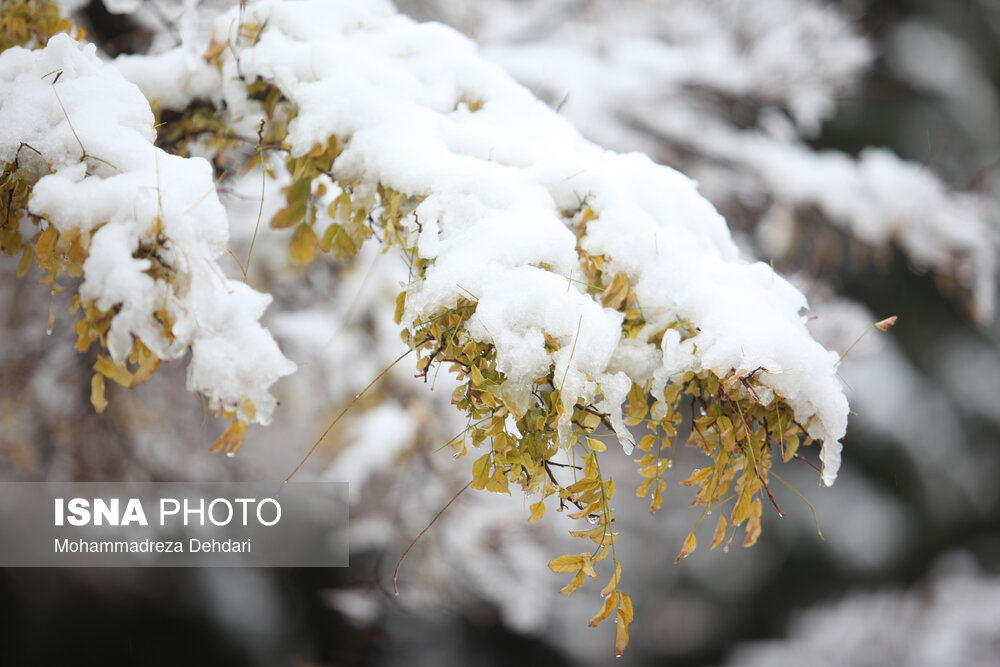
(269, 202), (305, 229)
(560, 569), (585, 595)
(636, 454), (657, 466)
(580, 552), (599, 578)
(601, 273), (631, 310)
(548, 554), (584, 573)
(710, 514), (728, 550)
(624, 381), (648, 423)
(743, 498), (763, 547)
(679, 467), (712, 488)
(16, 245), (33, 278)
(93, 356), (133, 387)
(588, 591), (618, 628)
(90, 373), (106, 414)
(210, 419), (247, 456)
(614, 610), (630, 657)
(569, 523), (606, 542)
(731, 485), (753, 526)
(650, 478), (665, 514)
(568, 500), (603, 520)
(636, 434), (655, 451)
(289, 223), (318, 265)
(35, 227), (57, 263)
(485, 468), (510, 494)
(638, 463), (660, 478)
(393, 291), (406, 324)
(782, 433), (800, 463)
(471, 452), (491, 490)
(675, 530), (696, 564)
(580, 410), (602, 430)
(529, 501), (545, 522)
(586, 437), (607, 452)
(328, 192), (351, 220)
(618, 591), (634, 624)
(600, 562), (622, 597)
(583, 452), (599, 480)
(636, 477), (654, 499)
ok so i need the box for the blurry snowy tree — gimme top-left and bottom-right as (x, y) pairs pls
(1, 1), (998, 665)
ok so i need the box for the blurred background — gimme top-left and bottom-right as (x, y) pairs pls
(2, 0), (999, 665)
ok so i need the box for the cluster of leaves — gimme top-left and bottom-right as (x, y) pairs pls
(3, 8), (834, 654)
(0, 0), (83, 52)
(196, 22), (840, 649)
(2, 147), (178, 419)
(0, 3), (255, 452)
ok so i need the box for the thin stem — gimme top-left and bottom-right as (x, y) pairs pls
(279, 349), (411, 492)
(393, 480), (472, 595)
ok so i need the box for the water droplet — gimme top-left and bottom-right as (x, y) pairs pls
(587, 515), (600, 525)
(225, 451), (236, 458)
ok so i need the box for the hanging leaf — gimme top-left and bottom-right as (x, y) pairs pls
(90, 373), (106, 414)
(675, 530), (696, 563)
(289, 223), (319, 264)
(548, 553), (584, 573)
(709, 514), (728, 550)
(600, 561), (622, 596)
(560, 569), (586, 595)
(588, 591), (618, 627)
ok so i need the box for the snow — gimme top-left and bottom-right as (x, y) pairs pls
(0, 34), (295, 425)
(429, 0), (996, 323)
(181, 0), (850, 482)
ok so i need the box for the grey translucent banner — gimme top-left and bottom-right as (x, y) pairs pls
(0, 482), (348, 567)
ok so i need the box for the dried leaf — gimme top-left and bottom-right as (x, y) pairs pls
(588, 591), (618, 627)
(394, 291), (406, 324)
(600, 562), (622, 596)
(569, 523), (606, 542)
(614, 610), (631, 657)
(675, 530), (696, 564)
(709, 514), (728, 550)
(679, 467), (712, 488)
(649, 478), (665, 514)
(548, 554), (584, 573)
(529, 501), (545, 522)
(90, 373), (106, 414)
(874, 315), (898, 331)
(743, 498), (763, 547)
(210, 419), (247, 455)
(601, 273), (631, 310)
(560, 569), (585, 595)
(93, 356), (133, 387)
